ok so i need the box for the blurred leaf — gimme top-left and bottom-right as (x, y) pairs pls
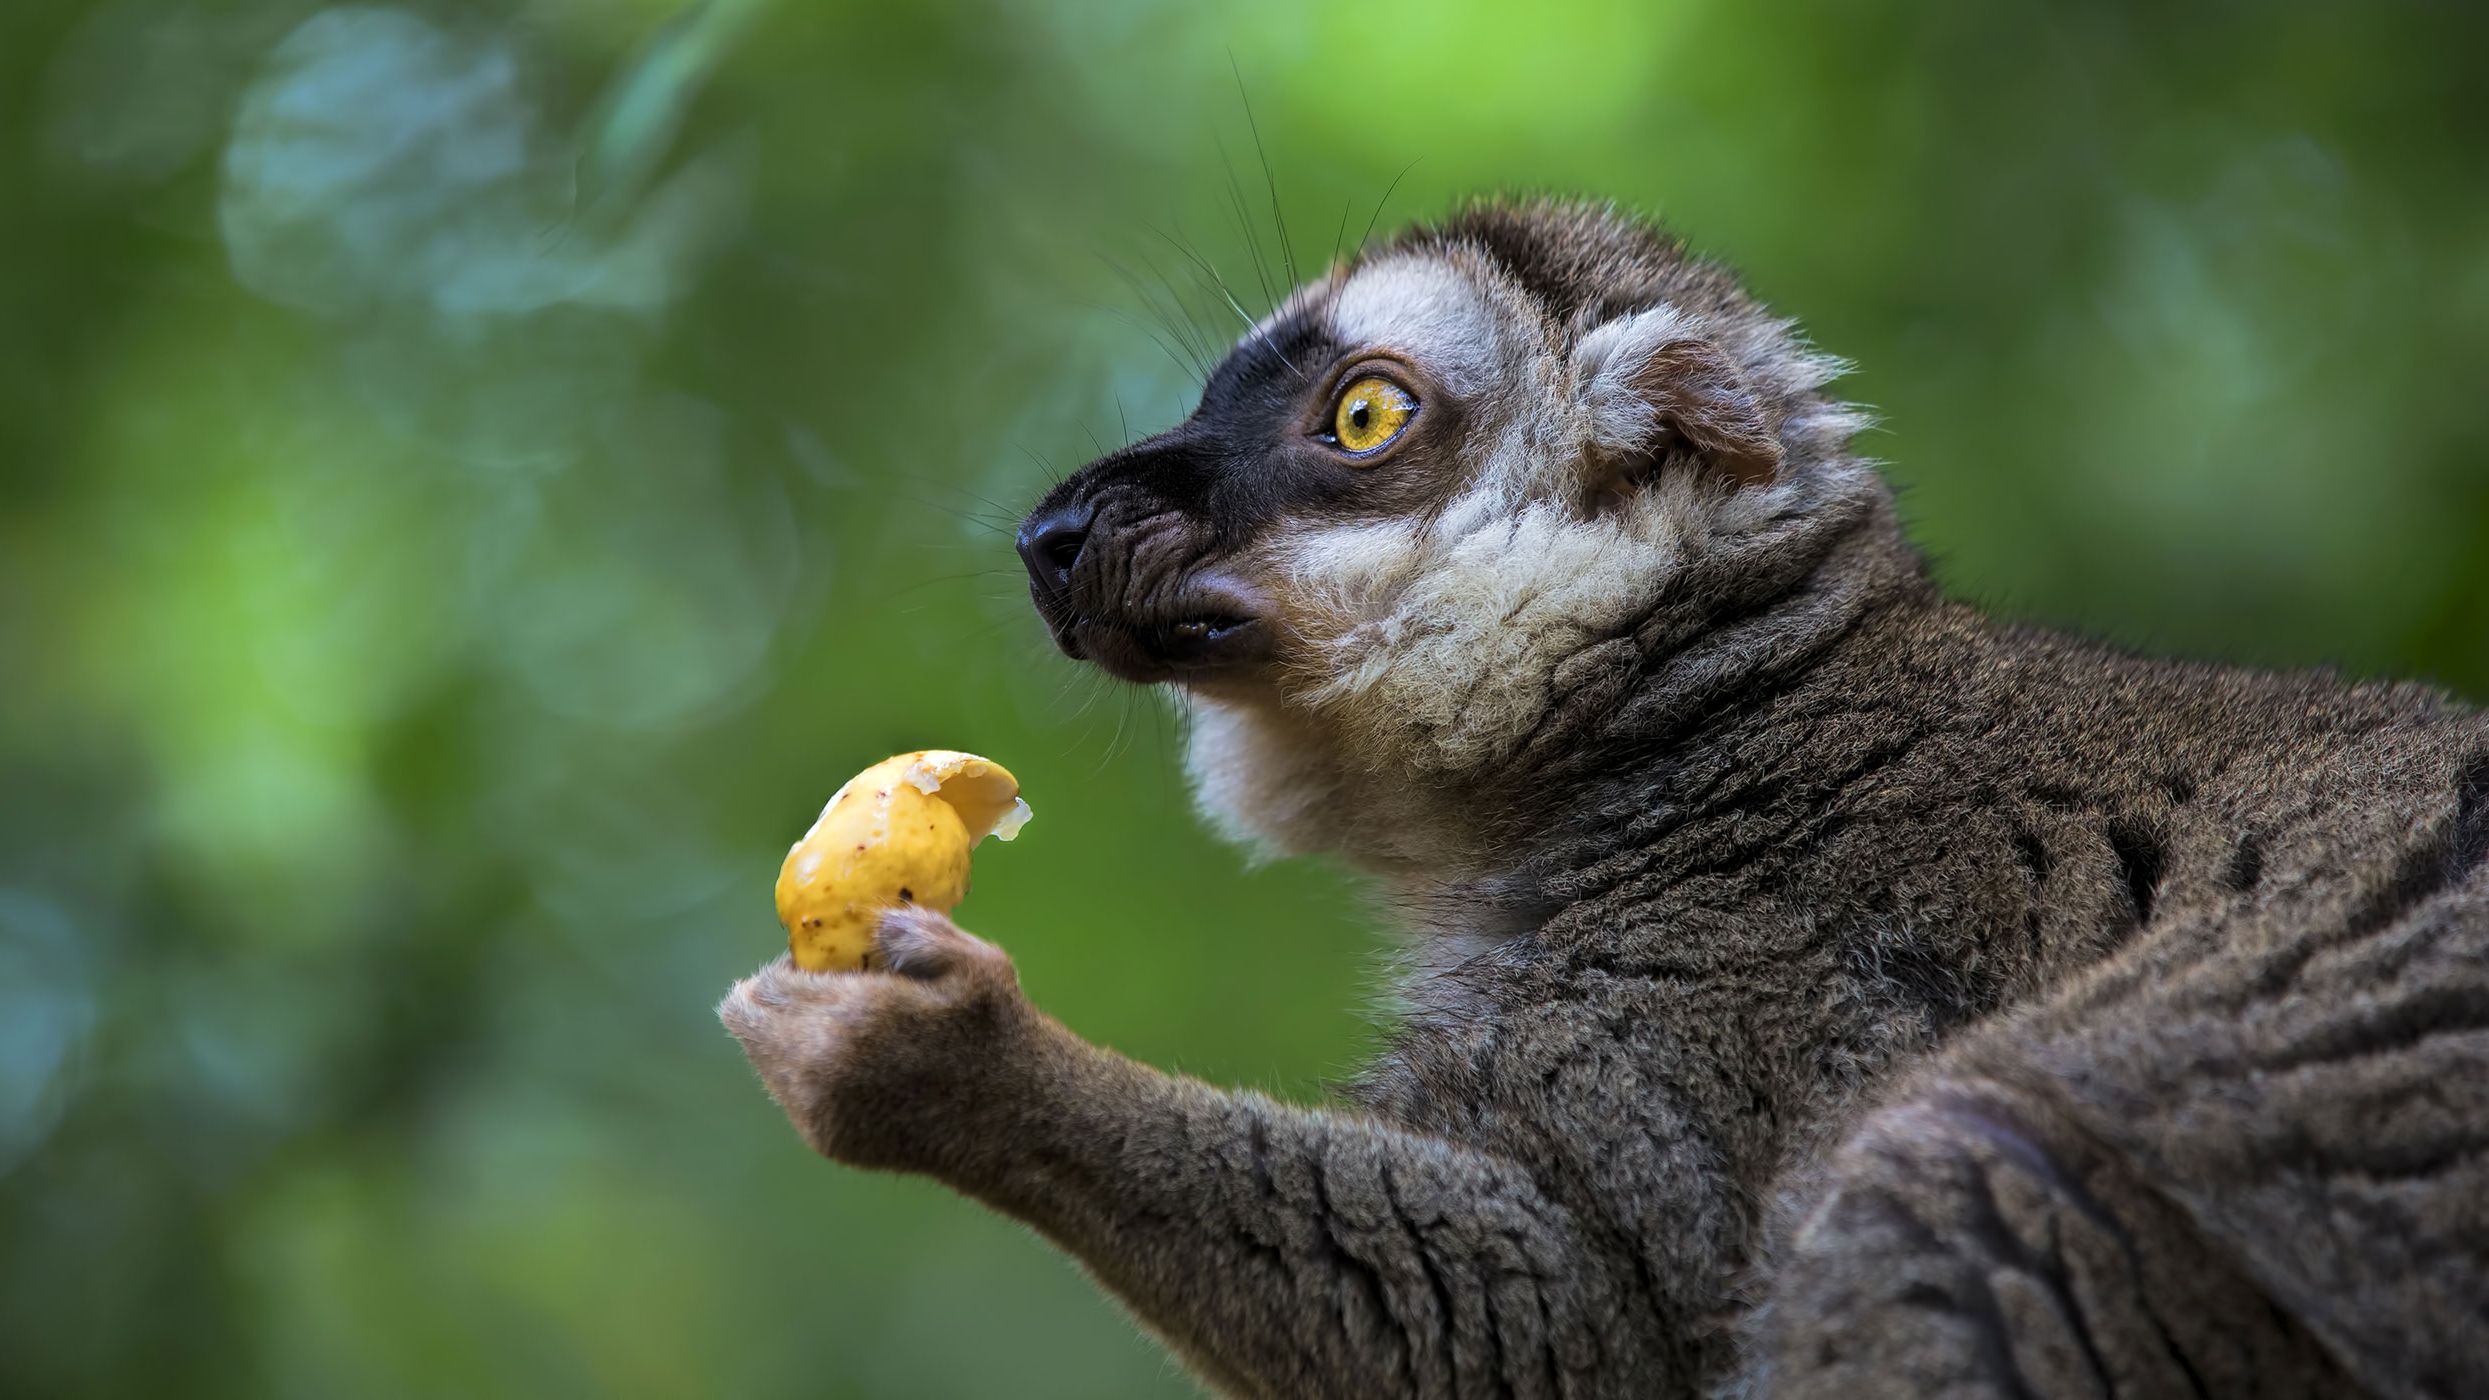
(574, 0), (771, 214)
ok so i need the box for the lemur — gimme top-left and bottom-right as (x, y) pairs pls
(722, 199), (2489, 1398)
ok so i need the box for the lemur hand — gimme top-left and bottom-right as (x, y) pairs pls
(719, 907), (1064, 1177)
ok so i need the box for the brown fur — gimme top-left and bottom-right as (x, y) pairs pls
(724, 199), (2489, 1397)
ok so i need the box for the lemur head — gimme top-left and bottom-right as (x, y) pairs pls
(1019, 199), (1897, 875)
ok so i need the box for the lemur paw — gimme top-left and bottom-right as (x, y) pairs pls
(719, 908), (1036, 1173)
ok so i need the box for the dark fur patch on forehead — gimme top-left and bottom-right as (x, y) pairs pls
(1379, 198), (1764, 345)
(1204, 301), (1336, 404)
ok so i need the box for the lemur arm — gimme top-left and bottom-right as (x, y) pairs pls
(992, 1046), (1630, 1398)
(719, 909), (1654, 1400)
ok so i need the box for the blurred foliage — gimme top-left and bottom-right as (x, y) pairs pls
(3, 0), (2486, 1395)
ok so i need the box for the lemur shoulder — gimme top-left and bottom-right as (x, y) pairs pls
(724, 198), (2489, 1399)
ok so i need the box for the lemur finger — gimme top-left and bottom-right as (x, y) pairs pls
(873, 906), (1012, 986)
(725, 954), (802, 1007)
(716, 955), (856, 1040)
(715, 978), (775, 1048)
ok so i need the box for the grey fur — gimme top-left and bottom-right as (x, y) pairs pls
(722, 199), (2489, 1398)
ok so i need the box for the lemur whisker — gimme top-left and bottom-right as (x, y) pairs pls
(1083, 294), (1206, 386)
(1267, 336), (1308, 386)
(848, 451), (1039, 521)
(1229, 53), (1297, 290)
(1212, 128), (1277, 314)
(1129, 244), (1219, 374)
(1084, 277), (1189, 378)
(934, 480), (1030, 522)
(1354, 156), (1421, 263)
(1148, 220), (1255, 332)
(1095, 693), (1128, 776)
(1173, 184), (1302, 384)
(1151, 689), (1187, 810)
(1050, 663), (1096, 721)
(1066, 671), (1116, 745)
(880, 489), (1014, 537)
(1096, 255), (1212, 380)
(1192, 198), (1309, 384)
(1124, 690), (1152, 769)
(1040, 658), (1086, 711)
(875, 566), (1021, 601)
(1016, 444), (1071, 495)
(1144, 687), (1170, 797)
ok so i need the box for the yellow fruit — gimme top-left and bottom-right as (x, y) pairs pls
(773, 750), (1031, 971)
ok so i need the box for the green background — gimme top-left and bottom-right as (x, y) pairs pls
(4, 1), (2485, 1395)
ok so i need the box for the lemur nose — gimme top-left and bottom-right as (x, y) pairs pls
(1016, 504), (1091, 597)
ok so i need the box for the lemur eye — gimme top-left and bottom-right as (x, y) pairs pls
(1326, 375), (1418, 457)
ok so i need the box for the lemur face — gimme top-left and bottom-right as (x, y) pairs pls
(1020, 202), (1863, 800)
(1015, 248), (1525, 687)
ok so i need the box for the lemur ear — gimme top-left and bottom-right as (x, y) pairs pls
(1578, 310), (1784, 497)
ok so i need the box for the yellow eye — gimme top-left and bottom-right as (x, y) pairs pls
(1329, 375), (1417, 455)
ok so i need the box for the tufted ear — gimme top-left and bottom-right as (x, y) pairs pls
(1577, 308), (1785, 499)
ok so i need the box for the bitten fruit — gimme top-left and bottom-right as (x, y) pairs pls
(773, 750), (1031, 971)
